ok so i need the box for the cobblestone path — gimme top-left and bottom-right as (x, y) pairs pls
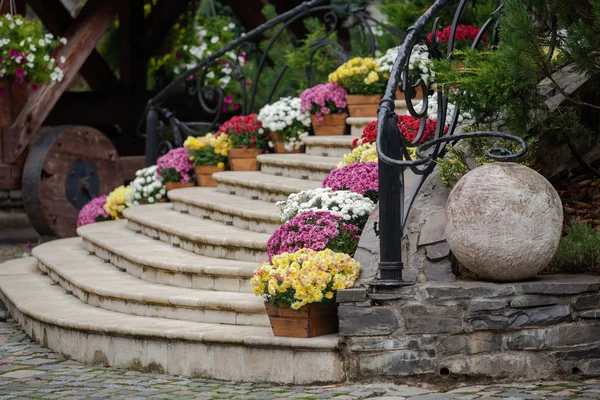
(0, 318), (599, 400)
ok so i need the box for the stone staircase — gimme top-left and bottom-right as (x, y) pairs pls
(0, 135), (355, 384)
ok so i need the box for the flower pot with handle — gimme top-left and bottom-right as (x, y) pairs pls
(264, 302), (339, 338)
(164, 181), (195, 191)
(271, 132), (305, 154)
(194, 165), (225, 187)
(310, 114), (346, 136)
(228, 148), (264, 171)
(345, 94), (382, 118)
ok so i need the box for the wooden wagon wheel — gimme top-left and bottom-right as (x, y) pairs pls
(22, 125), (123, 238)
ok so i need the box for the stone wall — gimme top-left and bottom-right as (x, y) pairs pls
(354, 169), (454, 286)
(337, 275), (600, 382)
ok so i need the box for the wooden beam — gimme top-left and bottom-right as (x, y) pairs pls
(6, 0), (120, 164)
(144, 0), (189, 59)
(120, 0), (147, 93)
(28, 0), (122, 92)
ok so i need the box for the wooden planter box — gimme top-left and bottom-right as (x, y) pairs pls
(311, 114), (346, 136)
(396, 85), (425, 101)
(265, 302), (339, 338)
(194, 165), (224, 187)
(164, 181), (195, 191)
(346, 94), (382, 118)
(271, 132), (305, 154)
(228, 148), (264, 171)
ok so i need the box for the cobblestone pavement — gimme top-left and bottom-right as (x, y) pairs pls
(2, 243), (600, 399)
(0, 318), (598, 400)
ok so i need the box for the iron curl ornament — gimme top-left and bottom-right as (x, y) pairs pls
(374, 0), (527, 288)
(139, 0), (406, 166)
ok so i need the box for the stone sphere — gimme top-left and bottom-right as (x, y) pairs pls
(445, 162), (563, 281)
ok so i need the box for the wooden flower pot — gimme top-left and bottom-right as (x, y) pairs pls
(194, 165), (224, 187)
(228, 148), (264, 171)
(264, 302), (339, 338)
(271, 132), (305, 154)
(346, 94), (382, 118)
(310, 114), (346, 136)
(396, 85), (425, 101)
(164, 181), (195, 191)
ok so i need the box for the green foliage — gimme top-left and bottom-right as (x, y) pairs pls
(436, 146), (470, 188)
(160, 168), (184, 183)
(188, 147), (227, 167)
(548, 221), (600, 273)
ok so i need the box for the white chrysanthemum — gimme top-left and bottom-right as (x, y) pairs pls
(257, 97), (311, 146)
(125, 166), (165, 207)
(276, 188), (375, 229)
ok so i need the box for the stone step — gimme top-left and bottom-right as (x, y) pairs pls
(77, 220), (257, 292)
(303, 136), (354, 158)
(257, 153), (339, 181)
(123, 203), (270, 262)
(213, 171), (321, 202)
(346, 117), (375, 137)
(0, 258), (343, 384)
(168, 187), (281, 234)
(32, 239), (269, 327)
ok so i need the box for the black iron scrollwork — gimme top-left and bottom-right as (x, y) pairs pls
(375, 0), (528, 287)
(139, 0), (405, 165)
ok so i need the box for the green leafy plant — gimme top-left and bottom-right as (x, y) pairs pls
(548, 221), (600, 274)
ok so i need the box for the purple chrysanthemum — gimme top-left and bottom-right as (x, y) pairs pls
(157, 147), (194, 184)
(267, 211), (359, 261)
(322, 162), (379, 202)
(77, 195), (109, 227)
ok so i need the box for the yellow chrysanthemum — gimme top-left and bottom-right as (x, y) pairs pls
(103, 185), (132, 220)
(251, 248), (360, 310)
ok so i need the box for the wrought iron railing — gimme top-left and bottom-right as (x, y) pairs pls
(374, 0), (527, 288)
(140, 0), (405, 166)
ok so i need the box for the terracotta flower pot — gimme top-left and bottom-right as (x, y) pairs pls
(346, 94), (382, 118)
(264, 302), (339, 338)
(228, 148), (264, 171)
(194, 165), (225, 187)
(271, 132), (305, 154)
(310, 114), (346, 136)
(395, 85), (425, 101)
(164, 181), (195, 191)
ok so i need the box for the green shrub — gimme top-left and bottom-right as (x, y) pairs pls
(547, 221), (600, 274)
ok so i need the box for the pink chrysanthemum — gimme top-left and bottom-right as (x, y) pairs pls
(77, 195), (109, 227)
(322, 162), (379, 202)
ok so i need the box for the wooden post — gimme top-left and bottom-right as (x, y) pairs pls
(5, 0), (120, 165)
(120, 0), (147, 94)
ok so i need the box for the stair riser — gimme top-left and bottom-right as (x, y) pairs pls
(171, 201), (279, 235)
(126, 220), (268, 263)
(38, 261), (269, 327)
(305, 145), (351, 158)
(82, 239), (253, 293)
(216, 182), (291, 203)
(2, 296), (343, 384)
(260, 164), (330, 181)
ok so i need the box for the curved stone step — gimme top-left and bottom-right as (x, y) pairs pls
(167, 187), (281, 234)
(0, 258), (343, 384)
(257, 154), (339, 181)
(78, 220), (257, 292)
(123, 203), (270, 262)
(213, 171), (321, 202)
(32, 239), (269, 327)
(346, 117), (376, 137)
(303, 136), (354, 158)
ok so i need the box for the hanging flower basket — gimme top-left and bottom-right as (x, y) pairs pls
(264, 302), (339, 338)
(194, 164), (225, 187)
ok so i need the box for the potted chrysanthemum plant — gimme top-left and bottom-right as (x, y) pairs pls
(377, 44), (434, 100)
(299, 83), (348, 136)
(184, 133), (231, 186)
(0, 14), (67, 120)
(251, 246), (360, 338)
(126, 166), (167, 205)
(258, 97), (311, 153)
(217, 114), (270, 171)
(328, 57), (385, 118)
(157, 148), (195, 191)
